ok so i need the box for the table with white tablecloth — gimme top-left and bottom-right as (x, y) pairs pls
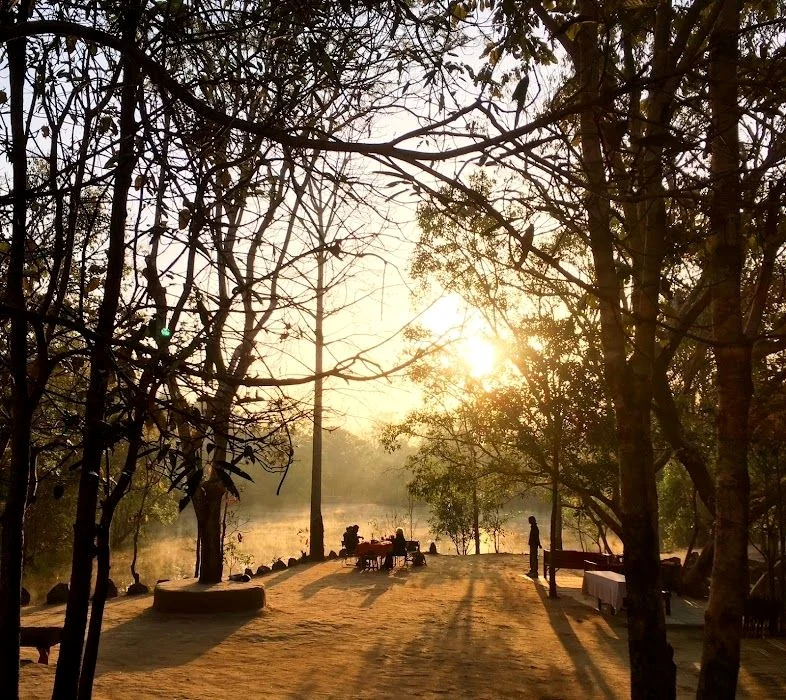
(582, 570), (627, 614)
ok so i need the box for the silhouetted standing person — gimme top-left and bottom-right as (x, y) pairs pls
(528, 516), (542, 578)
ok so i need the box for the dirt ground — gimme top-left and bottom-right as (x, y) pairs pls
(19, 553), (786, 699)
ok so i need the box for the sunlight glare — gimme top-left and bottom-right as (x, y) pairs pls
(461, 336), (497, 378)
(421, 294), (466, 336)
(421, 294), (500, 378)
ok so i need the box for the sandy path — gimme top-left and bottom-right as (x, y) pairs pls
(19, 554), (786, 699)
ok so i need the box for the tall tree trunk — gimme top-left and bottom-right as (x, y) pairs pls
(194, 393), (235, 584)
(53, 7), (140, 694)
(194, 477), (227, 584)
(79, 393), (150, 700)
(776, 452), (785, 635)
(165, 388), (206, 581)
(130, 468), (153, 585)
(698, 2), (749, 696)
(472, 478), (480, 555)
(0, 14), (32, 696)
(221, 496), (230, 573)
(309, 246), (325, 561)
(574, 3), (673, 695)
(549, 469), (559, 598)
(554, 493), (563, 551)
(618, 399), (672, 699)
(548, 416), (562, 597)
(77, 524), (110, 700)
(194, 531), (201, 579)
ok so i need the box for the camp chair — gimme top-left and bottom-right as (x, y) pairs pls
(360, 552), (380, 571)
(341, 533), (363, 567)
(393, 540), (420, 567)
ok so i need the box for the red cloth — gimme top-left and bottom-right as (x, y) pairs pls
(355, 541), (393, 557)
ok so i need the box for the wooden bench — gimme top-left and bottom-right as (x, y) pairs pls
(543, 550), (622, 580)
(20, 626), (62, 664)
(743, 597), (781, 637)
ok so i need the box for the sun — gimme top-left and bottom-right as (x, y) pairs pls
(420, 294), (500, 378)
(460, 336), (497, 378)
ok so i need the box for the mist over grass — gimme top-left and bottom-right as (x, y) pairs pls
(22, 491), (616, 605)
(20, 427), (600, 602)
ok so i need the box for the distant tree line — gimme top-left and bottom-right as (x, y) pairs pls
(242, 428), (414, 509)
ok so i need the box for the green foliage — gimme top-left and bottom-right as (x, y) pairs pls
(404, 165), (622, 540)
(412, 172), (522, 307)
(480, 503), (511, 553)
(110, 473), (179, 550)
(389, 389), (523, 554)
(24, 473), (79, 576)
(407, 457), (476, 555)
(657, 463), (700, 551)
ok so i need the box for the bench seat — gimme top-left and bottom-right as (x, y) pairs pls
(543, 550), (622, 580)
(20, 626), (63, 664)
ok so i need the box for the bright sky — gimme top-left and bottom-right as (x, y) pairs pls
(321, 286), (501, 436)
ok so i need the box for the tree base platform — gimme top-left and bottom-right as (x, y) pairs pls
(153, 579), (266, 614)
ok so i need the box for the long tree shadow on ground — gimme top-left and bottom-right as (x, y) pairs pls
(529, 576), (628, 697)
(93, 604), (262, 675)
(257, 561), (316, 590)
(313, 557), (630, 699)
(299, 562), (411, 607)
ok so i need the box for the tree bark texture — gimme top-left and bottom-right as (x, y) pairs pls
(52, 6), (141, 695)
(79, 402), (149, 700)
(618, 399), (673, 700)
(193, 388), (235, 584)
(77, 524), (111, 700)
(698, 2), (750, 696)
(0, 16), (31, 697)
(194, 478), (227, 584)
(309, 245), (325, 561)
(548, 416), (562, 598)
(549, 471), (559, 598)
(574, 3), (674, 696)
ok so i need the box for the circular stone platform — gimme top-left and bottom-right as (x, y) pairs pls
(153, 579), (265, 614)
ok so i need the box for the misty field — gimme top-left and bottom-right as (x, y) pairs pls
(23, 503), (553, 605)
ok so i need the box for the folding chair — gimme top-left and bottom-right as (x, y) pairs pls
(360, 553), (379, 571)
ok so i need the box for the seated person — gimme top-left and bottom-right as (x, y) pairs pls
(392, 528), (408, 557)
(342, 524), (362, 555)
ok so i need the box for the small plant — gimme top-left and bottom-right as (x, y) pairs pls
(224, 532), (254, 576)
(407, 493), (419, 540)
(377, 510), (409, 539)
(481, 504), (511, 554)
(221, 499), (253, 576)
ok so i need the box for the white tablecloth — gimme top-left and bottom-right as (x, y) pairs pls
(582, 571), (627, 612)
